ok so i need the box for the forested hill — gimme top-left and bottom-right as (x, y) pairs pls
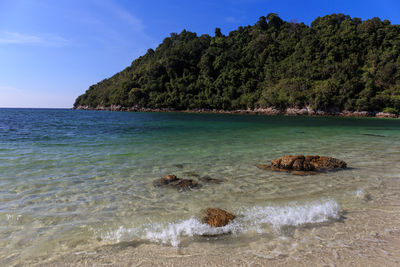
(74, 13), (400, 114)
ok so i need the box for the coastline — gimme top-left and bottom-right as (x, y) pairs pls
(74, 105), (399, 119)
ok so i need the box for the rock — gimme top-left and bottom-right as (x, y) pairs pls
(292, 158), (305, 170)
(199, 176), (223, 184)
(271, 166), (290, 172)
(302, 160), (313, 171)
(201, 208), (235, 227)
(153, 175), (200, 190)
(165, 174), (178, 180)
(279, 155), (299, 169)
(257, 163), (292, 172)
(168, 179), (200, 190)
(259, 155), (347, 175)
(308, 156), (347, 170)
(376, 112), (397, 118)
(255, 164), (272, 170)
(286, 108), (313, 116)
(272, 155), (314, 171)
(153, 175), (179, 186)
(271, 158), (281, 167)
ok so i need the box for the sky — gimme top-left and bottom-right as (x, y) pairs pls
(0, 0), (399, 108)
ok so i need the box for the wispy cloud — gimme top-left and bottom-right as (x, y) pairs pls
(72, 0), (156, 52)
(0, 31), (70, 46)
(95, 0), (145, 32)
(0, 32), (42, 44)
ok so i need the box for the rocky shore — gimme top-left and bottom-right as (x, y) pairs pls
(74, 105), (399, 118)
(257, 155), (347, 175)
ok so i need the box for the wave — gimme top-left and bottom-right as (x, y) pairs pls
(101, 199), (341, 247)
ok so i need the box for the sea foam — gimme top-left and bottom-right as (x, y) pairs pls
(101, 199), (341, 247)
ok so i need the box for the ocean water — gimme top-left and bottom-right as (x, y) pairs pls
(1, 108), (400, 264)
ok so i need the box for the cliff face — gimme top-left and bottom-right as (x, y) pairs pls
(74, 13), (400, 115)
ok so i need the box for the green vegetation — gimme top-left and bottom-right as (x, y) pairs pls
(382, 107), (399, 114)
(74, 13), (400, 113)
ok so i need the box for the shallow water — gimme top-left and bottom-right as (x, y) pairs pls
(1, 108), (400, 264)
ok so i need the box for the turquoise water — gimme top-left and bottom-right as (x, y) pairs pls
(1, 108), (400, 264)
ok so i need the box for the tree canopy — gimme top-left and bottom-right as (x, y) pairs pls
(74, 13), (400, 113)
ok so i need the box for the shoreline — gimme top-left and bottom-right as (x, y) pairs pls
(25, 177), (400, 266)
(74, 105), (399, 119)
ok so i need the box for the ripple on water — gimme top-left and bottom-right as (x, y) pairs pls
(0, 109), (400, 264)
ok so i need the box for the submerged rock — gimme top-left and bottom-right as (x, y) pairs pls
(168, 178), (200, 190)
(153, 175), (179, 186)
(153, 175), (200, 190)
(201, 208), (235, 227)
(257, 155), (347, 175)
(255, 164), (271, 171)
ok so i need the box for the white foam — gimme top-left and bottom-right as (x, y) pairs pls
(101, 199), (341, 247)
(241, 199), (341, 230)
(143, 217), (241, 247)
(354, 188), (364, 197)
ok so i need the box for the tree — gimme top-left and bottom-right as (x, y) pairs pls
(74, 13), (400, 113)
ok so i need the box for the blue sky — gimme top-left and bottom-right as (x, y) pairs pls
(1, 0), (399, 108)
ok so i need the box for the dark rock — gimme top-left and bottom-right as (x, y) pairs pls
(292, 158), (305, 170)
(153, 175), (200, 190)
(303, 160), (313, 171)
(279, 155), (303, 169)
(256, 164), (291, 172)
(153, 175), (178, 187)
(259, 155), (347, 175)
(201, 208), (235, 227)
(168, 178), (200, 190)
(255, 164), (271, 170)
(309, 156), (347, 170)
(271, 158), (281, 167)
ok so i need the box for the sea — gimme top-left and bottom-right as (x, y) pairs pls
(1, 108), (400, 265)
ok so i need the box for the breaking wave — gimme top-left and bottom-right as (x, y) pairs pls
(101, 199), (341, 247)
